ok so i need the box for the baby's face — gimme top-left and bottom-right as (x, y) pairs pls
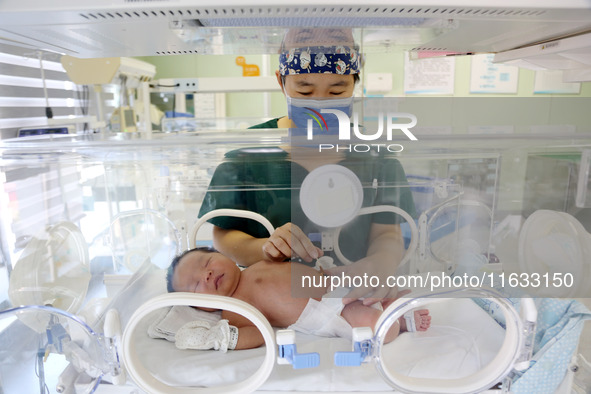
(172, 251), (241, 297)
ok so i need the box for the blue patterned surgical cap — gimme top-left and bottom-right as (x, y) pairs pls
(279, 45), (361, 76)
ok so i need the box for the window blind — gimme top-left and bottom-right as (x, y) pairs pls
(0, 42), (116, 139)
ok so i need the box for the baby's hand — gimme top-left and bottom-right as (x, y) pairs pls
(175, 319), (238, 352)
(262, 223), (323, 262)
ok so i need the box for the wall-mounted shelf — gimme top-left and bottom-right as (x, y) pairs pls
(494, 32), (591, 82)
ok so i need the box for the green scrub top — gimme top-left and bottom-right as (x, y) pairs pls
(248, 118), (280, 129)
(198, 145), (416, 264)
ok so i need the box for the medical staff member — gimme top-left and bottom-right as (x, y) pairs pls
(198, 28), (415, 304)
(249, 28), (360, 130)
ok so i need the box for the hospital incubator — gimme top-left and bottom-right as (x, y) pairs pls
(0, 122), (590, 393)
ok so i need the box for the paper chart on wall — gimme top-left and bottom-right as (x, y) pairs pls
(404, 52), (455, 95)
(469, 54), (519, 94)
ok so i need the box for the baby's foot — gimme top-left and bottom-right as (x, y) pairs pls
(399, 309), (431, 332)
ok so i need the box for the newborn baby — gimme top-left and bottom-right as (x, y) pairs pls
(167, 247), (431, 350)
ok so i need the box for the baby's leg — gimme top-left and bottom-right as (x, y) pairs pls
(379, 291), (430, 332)
(341, 302), (431, 344)
(341, 301), (400, 343)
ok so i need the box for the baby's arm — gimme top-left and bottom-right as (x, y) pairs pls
(222, 310), (265, 349)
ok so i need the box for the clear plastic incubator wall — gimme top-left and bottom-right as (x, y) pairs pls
(1, 106), (590, 393)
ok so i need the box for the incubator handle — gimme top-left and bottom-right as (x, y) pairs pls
(104, 309), (126, 385)
(576, 149), (591, 208)
(332, 205), (418, 268)
(514, 298), (537, 371)
(189, 209), (275, 248)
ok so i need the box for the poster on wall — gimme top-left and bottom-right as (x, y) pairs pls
(534, 70), (581, 94)
(404, 52), (455, 95)
(469, 54), (519, 94)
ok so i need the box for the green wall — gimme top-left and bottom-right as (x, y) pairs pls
(362, 52), (591, 98)
(136, 54), (285, 119)
(137, 51), (591, 122)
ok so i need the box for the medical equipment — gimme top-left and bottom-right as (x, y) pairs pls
(61, 57), (156, 88)
(1, 2), (591, 73)
(8, 222), (90, 314)
(118, 281), (536, 393)
(123, 292), (277, 394)
(129, 205), (530, 393)
(517, 210), (591, 298)
(110, 107), (138, 133)
(300, 164), (364, 228)
(577, 149), (591, 208)
(17, 126), (74, 138)
(190, 192), (419, 270)
(59, 56), (157, 133)
(0, 129), (590, 393)
(158, 205), (536, 393)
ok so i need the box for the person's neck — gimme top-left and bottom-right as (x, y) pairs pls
(281, 144), (344, 172)
(277, 116), (293, 128)
(277, 115), (345, 171)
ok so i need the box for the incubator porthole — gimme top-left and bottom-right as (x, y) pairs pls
(372, 291), (527, 394)
(300, 164), (363, 228)
(8, 222), (90, 314)
(518, 210), (589, 297)
(122, 293), (276, 393)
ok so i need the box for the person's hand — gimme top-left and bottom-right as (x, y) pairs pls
(262, 223), (323, 263)
(324, 253), (400, 306)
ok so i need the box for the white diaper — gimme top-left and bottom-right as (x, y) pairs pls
(288, 287), (352, 340)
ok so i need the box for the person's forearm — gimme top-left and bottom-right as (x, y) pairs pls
(367, 224), (404, 264)
(212, 226), (266, 266)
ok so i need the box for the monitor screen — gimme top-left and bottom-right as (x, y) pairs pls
(18, 127), (69, 137)
(123, 109), (136, 126)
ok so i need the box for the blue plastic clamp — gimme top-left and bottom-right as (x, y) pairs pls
(334, 327), (374, 367)
(46, 320), (70, 354)
(276, 329), (320, 369)
(278, 343), (320, 369)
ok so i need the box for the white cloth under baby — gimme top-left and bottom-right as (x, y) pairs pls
(147, 305), (221, 342)
(288, 287), (353, 339)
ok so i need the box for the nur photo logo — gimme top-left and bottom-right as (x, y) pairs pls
(303, 108), (419, 153)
